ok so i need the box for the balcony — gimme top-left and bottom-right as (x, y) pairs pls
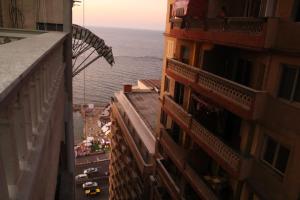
(161, 95), (252, 179)
(166, 58), (267, 120)
(0, 31), (69, 199)
(156, 159), (180, 200)
(184, 164), (219, 200)
(159, 128), (186, 170)
(190, 119), (251, 179)
(166, 58), (200, 84)
(168, 17), (278, 49)
(162, 94), (192, 129)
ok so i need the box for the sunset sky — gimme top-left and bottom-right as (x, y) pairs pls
(73, 0), (167, 30)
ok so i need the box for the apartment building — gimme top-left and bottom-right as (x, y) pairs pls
(156, 0), (300, 200)
(0, 0), (74, 199)
(109, 83), (160, 200)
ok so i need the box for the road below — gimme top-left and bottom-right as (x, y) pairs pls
(75, 153), (110, 200)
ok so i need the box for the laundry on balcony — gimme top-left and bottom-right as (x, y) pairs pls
(172, 0), (208, 19)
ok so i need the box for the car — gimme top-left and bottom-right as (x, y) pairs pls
(82, 181), (98, 190)
(75, 174), (88, 182)
(85, 187), (101, 196)
(83, 167), (98, 175)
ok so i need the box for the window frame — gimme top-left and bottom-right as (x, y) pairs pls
(278, 64), (300, 103)
(260, 135), (290, 176)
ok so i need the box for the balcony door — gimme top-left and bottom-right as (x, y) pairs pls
(171, 121), (181, 144)
(174, 81), (185, 106)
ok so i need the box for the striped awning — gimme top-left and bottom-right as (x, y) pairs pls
(72, 24), (114, 77)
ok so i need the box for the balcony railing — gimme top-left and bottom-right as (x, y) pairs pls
(166, 58), (200, 83)
(197, 69), (254, 109)
(168, 17), (279, 49)
(159, 128), (220, 200)
(206, 17), (266, 33)
(166, 58), (266, 120)
(156, 159), (180, 200)
(160, 128), (186, 170)
(171, 17), (266, 34)
(184, 164), (219, 200)
(163, 94), (192, 129)
(162, 95), (252, 178)
(0, 32), (67, 199)
(190, 119), (241, 175)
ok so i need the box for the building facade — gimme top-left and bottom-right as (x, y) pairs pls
(0, 0), (74, 199)
(109, 84), (159, 200)
(156, 0), (300, 200)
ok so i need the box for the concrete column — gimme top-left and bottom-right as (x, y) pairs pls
(42, 66), (48, 106)
(35, 74), (42, 123)
(0, 109), (20, 186)
(21, 86), (34, 150)
(29, 79), (38, 134)
(10, 99), (29, 169)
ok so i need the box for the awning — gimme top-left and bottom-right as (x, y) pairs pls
(72, 24), (115, 77)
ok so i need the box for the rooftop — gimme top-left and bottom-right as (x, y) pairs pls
(115, 89), (159, 154)
(126, 91), (159, 133)
(138, 79), (161, 91)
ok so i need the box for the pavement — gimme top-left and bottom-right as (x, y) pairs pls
(75, 153), (110, 200)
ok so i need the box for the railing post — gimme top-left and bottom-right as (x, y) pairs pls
(29, 79), (38, 135)
(21, 86), (35, 150)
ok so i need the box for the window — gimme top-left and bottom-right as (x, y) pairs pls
(180, 46), (190, 64)
(278, 65), (300, 102)
(174, 81), (184, 105)
(171, 121), (181, 144)
(293, 0), (300, 22)
(160, 110), (167, 126)
(261, 135), (290, 175)
(164, 77), (170, 92)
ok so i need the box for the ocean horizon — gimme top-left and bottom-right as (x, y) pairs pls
(73, 26), (164, 106)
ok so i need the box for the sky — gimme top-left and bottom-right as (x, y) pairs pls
(73, 0), (168, 30)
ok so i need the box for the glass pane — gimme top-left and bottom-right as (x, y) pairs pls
(275, 145), (290, 173)
(164, 77), (170, 92)
(278, 66), (297, 100)
(294, 73), (300, 102)
(263, 137), (277, 164)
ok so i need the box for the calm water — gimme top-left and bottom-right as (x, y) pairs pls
(73, 27), (164, 106)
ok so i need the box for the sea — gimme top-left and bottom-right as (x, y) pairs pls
(73, 26), (164, 106)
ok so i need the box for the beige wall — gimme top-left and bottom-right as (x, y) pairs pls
(0, 0), (64, 29)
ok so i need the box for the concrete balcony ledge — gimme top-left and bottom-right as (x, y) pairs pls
(167, 17), (279, 50)
(166, 59), (267, 120)
(184, 164), (219, 200)
(161, 95), (252, 179)
(0, 31), (67, 105)
(162, 94), (192, 129)
(166, 58), (200, 84)
(159, 128), (220, 200)
(159, 128), (186, 170)
(156, 159), (180, 200)
(190, 119), (252, 180)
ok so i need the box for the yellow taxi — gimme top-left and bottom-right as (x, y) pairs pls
(84, 187), (101, 196)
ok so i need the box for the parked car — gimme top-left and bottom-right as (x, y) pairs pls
(75, 174), (88, 183)
(83, 167), (99, 175)
(85, 187), (101, 196)
(82, 181), (98, 190)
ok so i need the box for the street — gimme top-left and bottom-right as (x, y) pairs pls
(75, 153), (110, 200)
